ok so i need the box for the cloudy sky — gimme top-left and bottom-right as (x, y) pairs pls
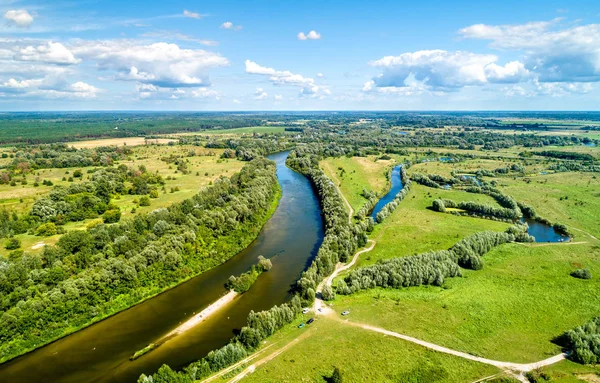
(1, 0), (599, 110)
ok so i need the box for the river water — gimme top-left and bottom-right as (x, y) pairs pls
(370, 165), (404, 220)
(0, 151), (324, 383)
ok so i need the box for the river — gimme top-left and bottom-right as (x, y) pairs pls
(370, 165), (404, 220)
(0, 151), (324, 383)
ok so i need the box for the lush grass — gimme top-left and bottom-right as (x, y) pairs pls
(241, 317), (499, 383)
(320, 156), (396, 212)
(497, 172), (600, 239)
(535, 359), (600, 382)
(332, 241), (600, 363)
(358, 184), (508, 267)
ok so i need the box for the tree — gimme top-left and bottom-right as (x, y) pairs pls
(257, 255), (272, 271)
(322, 285), (335, 301)
(103, 209), (121, 224)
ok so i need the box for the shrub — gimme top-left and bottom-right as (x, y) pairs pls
(103, 209), (121, 224)
(570, 268), (592, 280)
(36, 222), (58, 236)
(139, 196), (151, 206)
(149, 189), (159, 198)
(4, 237), (21, 250)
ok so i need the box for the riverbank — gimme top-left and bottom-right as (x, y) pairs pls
(0, 179), (282, 366)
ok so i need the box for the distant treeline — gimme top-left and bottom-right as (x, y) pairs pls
(0, 113), (264, 144)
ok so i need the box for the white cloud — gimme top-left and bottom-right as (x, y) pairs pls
(136, 84), (219, 100)
(274, 94), (283, 101)
(15, 42), (80, 65)
(233, 98), (241, 104)
(368, 50), (529, 91)
(245, 59), (328, 97)
(297, 30), (321, 40)
(69, 82), (100, 98)
(2, 78), (43, 89)
(253, 87), (268, 100)
(459, 20), (600, 83)
(183, 10), (203, 19)
(4, 10), (34, 28)
(316, 72), (324, 78)
(0, 78), (100, 99)
(220, 21), (242, 31)
(141, 31), (218, 46)
(73, 40), (228, 88)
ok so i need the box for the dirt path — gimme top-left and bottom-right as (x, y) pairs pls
(226, 332), (311, 383)
(199, 343), (276, 383)
(570, 226), (599, 241)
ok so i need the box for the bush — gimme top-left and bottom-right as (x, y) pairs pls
(35, 222), (57, 236)
(565, 317), (600, 364)
(103, 209), (121, 224)
(149, 189), (159, 198)
(570, 268), (592, 280)
(4, 237), (21, 250)
(139, 196), (151, 206)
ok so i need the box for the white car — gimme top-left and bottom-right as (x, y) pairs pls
(302, 308), (310, 314)
(341, 310), (350, 316)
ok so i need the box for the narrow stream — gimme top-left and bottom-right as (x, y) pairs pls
(370, 165), (404, 220)
(0, 151), (324, 383)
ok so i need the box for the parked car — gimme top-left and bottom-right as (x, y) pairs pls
(298, 323), (305, 328)
(302, 308), (310, 314)
(307, 318), (314, 324)
(341, 310), (350, 316)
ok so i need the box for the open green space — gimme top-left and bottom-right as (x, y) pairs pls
(242, 318), (500, 383)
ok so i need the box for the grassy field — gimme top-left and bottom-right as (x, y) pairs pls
(359, 184), (509, 267)
(0, 145), (244, 257)
(249, 152), (600, 382)
(332, 241), (600, 363)
(66, 137), (175, 148)
(497, 172), (600, 239)
(201, 126), (286, 135)
(241, 317), (500, 383)
(320, 156), (396, 212)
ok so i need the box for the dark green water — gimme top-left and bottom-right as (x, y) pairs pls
(0, 151), (324, 383)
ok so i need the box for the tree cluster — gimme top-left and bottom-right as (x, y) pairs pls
(564, 317), (600, 364)
(0, 158), (279, 363)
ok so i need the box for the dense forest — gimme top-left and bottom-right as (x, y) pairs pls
(0, 157), (280, 363)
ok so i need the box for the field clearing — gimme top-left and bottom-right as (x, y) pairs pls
(332, 241), (600, 364)
(202, 126), (286, 135)
(355, 184), (509, 267)
(320, 156), (395, 212)
(67, 137), (176, 148)
(241, 317), (499, 383)
(0, 145), (244, 258)
(409, 158), (519, 177)
(497, 172), (600, 239)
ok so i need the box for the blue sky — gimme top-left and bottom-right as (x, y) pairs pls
(1, 0), (599, 110)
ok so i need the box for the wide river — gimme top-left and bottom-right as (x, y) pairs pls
(0, 151), (324, 383)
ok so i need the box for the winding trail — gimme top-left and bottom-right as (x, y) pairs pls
(224, 168), (570, 382)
